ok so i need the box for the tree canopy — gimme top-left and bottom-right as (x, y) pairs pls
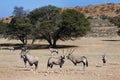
(58, 9), (90, 39)
(28, 5), (90, 47)
(6, 6), (33, 45)
(0, 21), (8, 37)
(4, 5), (90, 47)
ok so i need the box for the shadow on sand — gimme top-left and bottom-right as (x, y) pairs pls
(0, 43), (77, 50)
(102, 39), (120, 42)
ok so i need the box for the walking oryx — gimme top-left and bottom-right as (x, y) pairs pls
(20, 49), (39, 71)
(66, 48), (88, 70)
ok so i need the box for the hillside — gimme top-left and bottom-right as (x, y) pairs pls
(63, 3), (120, 17)
(62, 3), (120, 37)
(0, 16), (13, 23)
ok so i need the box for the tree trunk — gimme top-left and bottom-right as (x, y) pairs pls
(47, 39), (52, 46)
(24, 36), (27, 45)
(52, 39), (58, 48)
(19, 37), (27, 45)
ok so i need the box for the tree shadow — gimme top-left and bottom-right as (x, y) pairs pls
(102, 40), (120, 42)
(0, 43), (78, 50)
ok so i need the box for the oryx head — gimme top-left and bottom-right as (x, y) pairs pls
(20, 50), (29, 59)
(61, 55), (65, 59)
(20, 51), (26, 59)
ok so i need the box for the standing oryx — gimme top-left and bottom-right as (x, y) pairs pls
(66, 48), (88, 70)
(102, 54), (107, 65)
(20, 49), (39, 71)
(7, 47), (15, 51)
(49, 46), (58, 55)
(47, 54), (65, 73)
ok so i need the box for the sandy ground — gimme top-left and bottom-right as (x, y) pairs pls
(0, 37), (120, 80)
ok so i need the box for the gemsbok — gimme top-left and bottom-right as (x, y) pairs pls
(47, 54), (65, 73)
(8, 47), (15, 51)
(20, 50), (39, 71)
(49, 46), (58, 55)
(102, 54), (107, 65)
(66, 48), (88, 70)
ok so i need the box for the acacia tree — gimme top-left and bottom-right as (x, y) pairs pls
(6, 6), (33, 45)
(53, 9), (90, 46)
(29, 5), (90, 47)
(28, 5), (61, 46)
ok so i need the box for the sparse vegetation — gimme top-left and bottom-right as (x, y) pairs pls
(110, 15), (120, 36)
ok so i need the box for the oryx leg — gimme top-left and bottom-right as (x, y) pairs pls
(47, 64), (53, 73)
(34, 61), (38, 71)
(82, 62), (86, 70)
(74, 63), (77, 72)
(59, 65), (63, 73)
(29, 63), (34, 71)
(23, 59), (27, 68)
